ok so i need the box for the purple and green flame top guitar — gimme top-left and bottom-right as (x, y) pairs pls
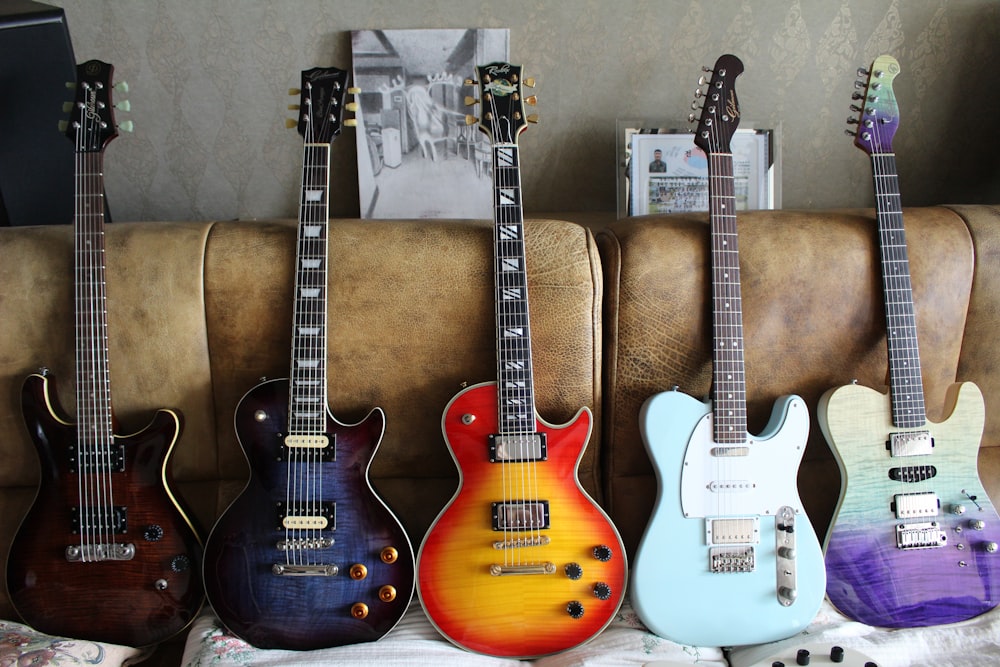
(820, 54), (1000, 628)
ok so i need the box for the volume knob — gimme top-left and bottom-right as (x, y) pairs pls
(566, 600), (585, 619)
(143, 524), (164, 541)
(564, 562), (583, 580)
(170, 554), (191, 573)
(593, 545), (613, 562)
(592, 582), (612, 600)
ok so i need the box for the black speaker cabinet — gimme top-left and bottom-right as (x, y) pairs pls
(0, 0), (76, 226)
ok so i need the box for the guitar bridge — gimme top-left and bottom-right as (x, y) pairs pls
(65, 542), (135, 562)
(896, 521), (947, 549)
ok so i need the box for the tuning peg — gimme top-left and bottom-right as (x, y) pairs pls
(344, 118), (357, 127)
(849, 104), (862, 112)
(345, 102), (358, 112)
(288, 104), (300, 110)
(524, 95), (537, 106)
(285, 118), (298, 129)
(464, 78), (476, 86)
(694, 88), (705, 98)
(845, 129), (857, 137)
(856, 67), (870, 77)
(118, 120), (134, 133)
(691, 100), (702, 110)
(348, 86), (361, 95)
(65, 81), (76, 89)
(526, 113), (539, 124)
(464, 114), (477, 126)
(115, 100), (131, 111)
(846, 116), (860, 125)
(57, 120), (69, 132)
(62, 101), (74, 113)
(523, 77), (536, 88)
(112, 80), (128, 93)
(688, 112), (698, 123)
(289, 87), (301, 96)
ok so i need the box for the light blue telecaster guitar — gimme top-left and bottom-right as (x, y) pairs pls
(820, 55), (1000, 628)
(631, 54), (825, 647)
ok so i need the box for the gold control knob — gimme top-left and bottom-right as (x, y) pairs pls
(350, 602), (369, 619)
(379, 585), (397, 602)
(380, 546), (399, 564)
(349, 563), (368, 580)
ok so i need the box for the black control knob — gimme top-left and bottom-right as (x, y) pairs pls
(830, 646), (844, 663)
(796, 648), (810, 665)
(566, 600), (584, 619)
(170, 554), (191, 573)
(592, 582), (612, 600)
(564, 562), (583, 580)
(771, 662), (785, 667)
(143, 524), (164, 541)
(593, 545), (613, 562)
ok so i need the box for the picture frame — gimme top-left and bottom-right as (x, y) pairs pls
(617, 120), (780, 218)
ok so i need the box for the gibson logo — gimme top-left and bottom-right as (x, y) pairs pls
(85, 88), (100, 121)
(725, 90), (739, 120)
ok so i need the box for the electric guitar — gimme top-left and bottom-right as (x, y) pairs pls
(820, 54), (1000, 627)
(6, 60), (204, 647)
(416, 62), (626, 658)
(201, 67), (414, 650)
(631, 54), (825, 647)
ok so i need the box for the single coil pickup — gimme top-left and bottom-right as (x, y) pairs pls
(278, 433), (335, 462)
(277, 536), (334, 551)
(68, 443), (125, 474)
(888, 430), (933, 457)
(892, 492), (939, 519)
(272, 563), (339, 576)
(706, 517), (759, 546)
(489, 562), (556, 576)
(489, 432), (547, 462)
(277, 501), (335, 530)
(70, 506), (127, 534)
(710, 545), (756, 573)
(493, 535), (551, 550)
(492, 500), (549, 531)
(65, 542), (135, 562)
(896, 521), (947, 550)
(889, 465), (937, 483)
(708, 480), (755, 493)
(710, 446), (750, 457)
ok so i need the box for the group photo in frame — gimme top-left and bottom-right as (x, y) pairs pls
(617, 122), (780, 217)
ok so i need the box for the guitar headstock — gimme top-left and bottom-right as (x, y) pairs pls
(465, 62), (537, 145)
(691, 54), (744, 156)
(287, 66), (355, 144)
(64, 60), (130, 152)
(848, 54), (900, 155)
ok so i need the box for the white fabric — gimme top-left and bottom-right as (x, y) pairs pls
(0, 619), (149, 666)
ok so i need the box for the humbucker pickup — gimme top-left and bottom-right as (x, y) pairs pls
(888, 430), (933, 457)
(277, 502), (335, 530)
(278, 433), (335, 462)
(892, 492), (939, 519)
(489, 432), (546, 462)
(492, 500), (550, 531)
(70, 506), (127, 534)
(68, 443), (125, 474)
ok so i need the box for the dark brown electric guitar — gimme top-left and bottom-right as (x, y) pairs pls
(5, 60), (204, 647)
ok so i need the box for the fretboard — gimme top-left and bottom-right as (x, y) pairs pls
(492, 143), (536, 435)
(709, 152), (748, 444)
(871, 152), (926, 428)
(287, 142), (331, 435)
(75, 149), (114, 447)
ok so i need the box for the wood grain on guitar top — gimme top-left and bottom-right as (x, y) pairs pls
(6, 373), (204, 647)
(202, 378), (414, 650)
(820, 381), (1000, 627)
(417, 382), (626, 659)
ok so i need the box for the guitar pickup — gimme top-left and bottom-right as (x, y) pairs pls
(492, 500), (549, 531)
(892, 492), (939, 519)
(278, 433), (335, 462)
(68, 442), (125, 474)
(489, 433), (546, 462)
(70, 506), (127, 534)
(889, 465), (937, 482)
(277, 502), (335, 530)
(705, 517), (759, 546)
(888, 430), (933, 457)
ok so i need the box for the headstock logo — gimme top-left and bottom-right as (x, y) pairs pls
(725, 90), (740, 120)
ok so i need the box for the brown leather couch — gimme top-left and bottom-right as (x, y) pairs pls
(1, 206), (998, 663)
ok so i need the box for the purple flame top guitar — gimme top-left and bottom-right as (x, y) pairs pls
(819, 54), (1000, 627)
(416, 62), (626, 658)
(5, 60), (204, 648)
(630, 54), (825, 647)
(201, 66), (414, 650)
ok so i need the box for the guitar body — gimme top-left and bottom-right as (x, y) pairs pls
(417, 382), (627, 658)
(202, 378), (414, 650)
(820, 381), (1000, 627)
(632, 389), (825, 646)
(7, 373), (203, 647)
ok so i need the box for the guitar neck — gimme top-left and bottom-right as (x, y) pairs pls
(871, 151), (926, 428)
(492, 142), (537, 434)
(74, 148), (114, 439)
(288, 142), (331, 435)
(708, 151), (748, 443)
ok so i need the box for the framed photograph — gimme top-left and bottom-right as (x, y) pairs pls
(351, 29), (510, 219)
(617, 121), (780, 218)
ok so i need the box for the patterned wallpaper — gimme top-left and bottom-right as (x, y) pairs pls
(53, 0), (1000, 221)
